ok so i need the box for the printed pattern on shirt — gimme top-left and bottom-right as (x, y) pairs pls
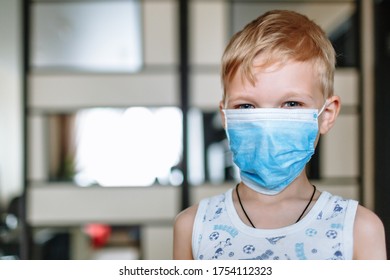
(192, 189), (357, 260)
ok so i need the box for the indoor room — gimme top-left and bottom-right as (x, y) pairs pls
(0, 0), (389, 260)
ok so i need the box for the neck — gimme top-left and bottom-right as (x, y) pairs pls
(239, 172), (313, 202)
(234, 173), (319, 229)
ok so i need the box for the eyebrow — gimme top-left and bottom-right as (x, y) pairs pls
(282, 91), (315, 101)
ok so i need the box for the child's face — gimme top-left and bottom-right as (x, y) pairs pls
(223, 59), (324, 111)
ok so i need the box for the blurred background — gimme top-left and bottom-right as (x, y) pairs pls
(0, 0), (389, 260)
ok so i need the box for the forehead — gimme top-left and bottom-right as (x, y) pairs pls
(225, 59), (323, 103)
(237, 59), (319, 87)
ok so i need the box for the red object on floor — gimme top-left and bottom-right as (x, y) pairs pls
(84, 224), (112, 248)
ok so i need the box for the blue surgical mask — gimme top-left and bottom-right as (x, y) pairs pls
(224, 104), (326, 195)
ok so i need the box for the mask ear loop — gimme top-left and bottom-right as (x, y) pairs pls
(318, 101), (328, 117)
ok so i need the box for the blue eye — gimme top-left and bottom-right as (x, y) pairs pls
(284, 101), (301, 108)
(238, 104), (255, 109)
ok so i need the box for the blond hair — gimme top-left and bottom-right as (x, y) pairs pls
(221, 10), (336, 101)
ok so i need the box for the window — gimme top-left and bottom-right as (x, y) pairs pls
(48, 107), (183, 187)
(31, 0), (142, 72)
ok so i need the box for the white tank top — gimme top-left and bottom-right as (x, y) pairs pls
(192, 188), (358, 260)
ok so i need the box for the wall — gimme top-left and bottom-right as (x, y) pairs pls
(0, 0), (371, 259)
(0, 0), (23, 208)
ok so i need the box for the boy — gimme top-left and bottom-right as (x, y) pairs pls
(173, 10), (386, 260)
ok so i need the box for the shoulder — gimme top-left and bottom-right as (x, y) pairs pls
(174, 203), (199, 232)
(173, 204), (199, 260)
(353, 204), (387, 259)
(174, 191), (226, 235)
(173, 191), (230, 259)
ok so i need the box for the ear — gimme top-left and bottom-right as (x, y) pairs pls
(319, 95), (341, 135)
(219, 100), (226, 129)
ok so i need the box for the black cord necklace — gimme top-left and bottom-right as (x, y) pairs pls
(235, 184), (317, 228)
